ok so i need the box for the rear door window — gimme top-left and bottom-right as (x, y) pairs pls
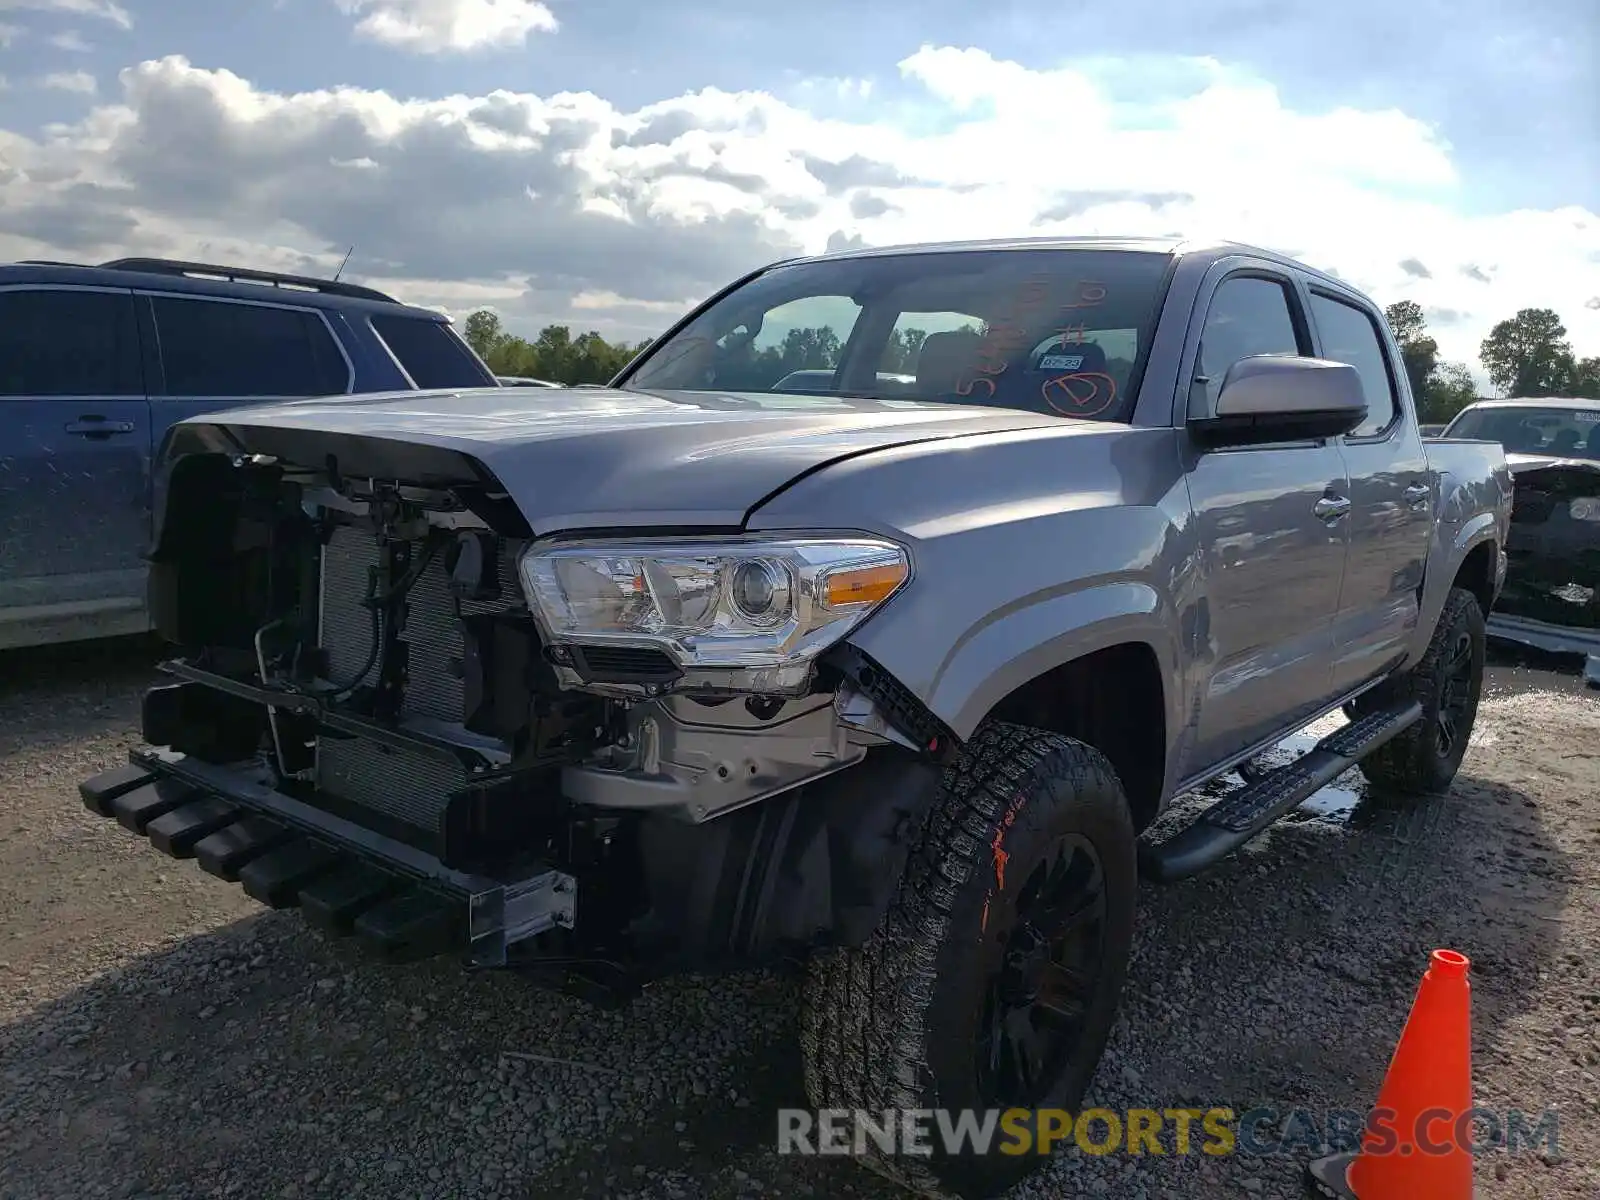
(1309, 292), (1400, 436)
(0, 288), (144, 396)
(369, 315), (496, 389)
(151, 296), (349, 397)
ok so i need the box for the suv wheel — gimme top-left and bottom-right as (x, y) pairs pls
(1352, 586), (1486, 797)
(800, 723), (1137, 1199)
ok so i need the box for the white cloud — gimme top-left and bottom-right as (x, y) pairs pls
(0, 48), (1594, 372)
(48, 28), (92, 51)
(334, 0), (557, 53)
(39, 68), (96, 93)
(0, 0), (130, 29)
(0, 21), (21, 46)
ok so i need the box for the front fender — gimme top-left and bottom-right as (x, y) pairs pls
(916, 580), (1179, 740)
(744, 423), (1194, 752)
(836, 481), (1191, 750)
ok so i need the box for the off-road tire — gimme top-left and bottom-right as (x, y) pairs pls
(800, 723), (1137, 1200)
(1351, 586), (1486, 796)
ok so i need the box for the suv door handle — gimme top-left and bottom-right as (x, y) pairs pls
(1403, 483), (1430, 508)
(64, 416), (137, 439)
(1313, 495), (1352, 522)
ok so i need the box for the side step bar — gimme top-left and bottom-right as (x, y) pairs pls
(1138, 700), (1422, 883)
(79, 750), (576, 966)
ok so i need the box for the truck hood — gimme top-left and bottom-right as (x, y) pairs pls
(1506, 452), (1600, 477)
(166, 386), (1068, 533)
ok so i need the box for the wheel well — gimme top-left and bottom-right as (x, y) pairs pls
(986, 642), (1166, 832)
(1453, 541), (1498, 616)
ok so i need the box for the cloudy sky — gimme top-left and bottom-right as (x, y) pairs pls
(0, 0), (1595, 382)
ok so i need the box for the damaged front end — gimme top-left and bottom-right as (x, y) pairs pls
(1491, 456), (1600, 681)
(83, 445), (952, 997)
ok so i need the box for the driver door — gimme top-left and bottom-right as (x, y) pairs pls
(1182, 270), (1352, 774)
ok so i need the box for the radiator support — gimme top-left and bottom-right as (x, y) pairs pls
(314, 523), (524, 835)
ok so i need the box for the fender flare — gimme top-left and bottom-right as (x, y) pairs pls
(921, 579), (1182, 742)
(1413, 511), (1500, 664)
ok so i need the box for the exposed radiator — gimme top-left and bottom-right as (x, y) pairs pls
(316, 736), (471, 831)
(315, 524), (522, 832)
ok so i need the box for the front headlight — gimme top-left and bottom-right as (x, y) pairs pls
(517, 536), (910, 670)
(1570, 496), (1600, 522)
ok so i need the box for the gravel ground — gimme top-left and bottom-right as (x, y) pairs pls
(1, 637), (1596, 1200)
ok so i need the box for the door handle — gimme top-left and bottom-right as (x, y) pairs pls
(1313, 495), (1352, 522)
(64, 416), (137, 439)
(1403, 483), (1431, 508)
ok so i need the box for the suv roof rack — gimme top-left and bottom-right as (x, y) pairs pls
(96, 257), (399, 304)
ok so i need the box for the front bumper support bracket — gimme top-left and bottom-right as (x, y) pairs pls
(84, 748), (576, 967)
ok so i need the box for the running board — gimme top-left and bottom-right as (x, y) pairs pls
(1138, 700), (1422, 883)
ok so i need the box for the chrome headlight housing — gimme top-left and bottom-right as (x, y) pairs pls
(517, 535), (910, 683)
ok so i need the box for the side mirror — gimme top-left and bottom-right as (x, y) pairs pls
(1188, 355), (1368, 448)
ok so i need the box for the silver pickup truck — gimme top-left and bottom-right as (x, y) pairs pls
(80, 236), (1510, 1198)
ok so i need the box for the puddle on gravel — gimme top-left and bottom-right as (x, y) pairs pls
(1168, 717), (1369, 835)
(1240, 716), (1368, 828)
(1154, 654), (1587, 852)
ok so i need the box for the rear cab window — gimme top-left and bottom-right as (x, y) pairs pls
(369, 314), (496, 389)
(0, 288), (144, 396)
(877, 311), (978, 381)
(150, 296), (349, 397)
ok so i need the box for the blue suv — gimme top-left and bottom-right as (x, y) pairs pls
(0, 256), (500, 650)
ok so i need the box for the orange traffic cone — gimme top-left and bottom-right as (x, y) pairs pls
(1307, 948), (1475, 1199)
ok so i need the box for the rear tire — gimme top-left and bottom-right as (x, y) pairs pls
(800, 723), (1137, 1199)
(1353, 586), (1486, 797)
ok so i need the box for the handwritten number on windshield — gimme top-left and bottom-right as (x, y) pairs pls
(1061, 281), (1107, 309)
(953, 276), (1051, 396)
(954, 279), (1107, 400)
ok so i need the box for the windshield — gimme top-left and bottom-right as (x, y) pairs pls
(1446, 404), (1600, 461)
(618, 249), (1173, 421)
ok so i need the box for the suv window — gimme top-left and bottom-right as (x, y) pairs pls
(0, 289), (143, 396)
(1309, 292), (1398, 436)
(1196, 276), (1304, 409)
(152, 296), (348, 397)
(369, 315), (495, 389)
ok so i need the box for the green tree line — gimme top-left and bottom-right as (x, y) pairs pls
(464, 301), (1598, 420)
(462, 310), (652, 384)
(461, 307), (953, 387)
(1385, 301), (1600, 425)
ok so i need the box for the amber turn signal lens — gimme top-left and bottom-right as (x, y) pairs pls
(822, 562), (907, 608)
